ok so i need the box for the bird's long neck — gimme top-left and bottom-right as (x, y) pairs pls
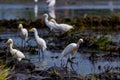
(77, 40), (82, 48)
(45, 16), (49, 24)
(34, 30), (39, 39)
(9, 43), (13, 50)
(53, 21), (59, 26)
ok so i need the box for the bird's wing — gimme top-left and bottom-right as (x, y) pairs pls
(12, 49), (25, 59)
(60, 24), (73, 29)
(23, 28), (28, 40)
(61, 43), (77, 58)
(56, 23), (72, 32)
(23, 28), (28, 36)
(48, 0), (55, 7)
(48, 21), (56, 30)
(20, 28), (28, 40)
(37, 38), (47, 50)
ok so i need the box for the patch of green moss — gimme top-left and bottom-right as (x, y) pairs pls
(93, 36), (112, 50)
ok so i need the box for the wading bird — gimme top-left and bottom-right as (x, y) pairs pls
(51, 19), (73, 33)
(43, 14), (58, 31)
(29, 28), (47, 61)
(46, 0), (56, 7)
(18, 24), (28, 48)
(6, 38), (25, 61)
(46, 0), (56, 19)
(60, 38), (83, 68)
(48, 6), (56, 19)
(34, 0), (38, 3)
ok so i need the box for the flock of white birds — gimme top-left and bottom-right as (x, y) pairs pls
(6, 0), (84, 66)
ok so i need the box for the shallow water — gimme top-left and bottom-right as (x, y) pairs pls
(0, 30), (120, 75)
(0, 1), (120, 20)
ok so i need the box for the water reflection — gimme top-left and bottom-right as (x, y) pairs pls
(109, 1), (114, 12)
(0, 1), (120, 20)
(34, 4), (38, 18)
(47, 0), (56, 19)
(34, 0), (38, 3)
(48, 7), (56, 19)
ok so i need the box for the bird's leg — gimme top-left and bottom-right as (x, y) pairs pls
(22, 40), (24, 48)
(24, 40), (26, 49)
(23, 41), (26, 51)
(65, 58), (69, 68)
(41, 49), (44, 59)
(60, 59), (63, 67)
(38, 49), (41, 61)
(61, 58), (65, 67)
(70, 63), (75, 71)
(24, 40), (27, 50)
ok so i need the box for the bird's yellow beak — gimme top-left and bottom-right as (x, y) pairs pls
(29, 29), (33, 32)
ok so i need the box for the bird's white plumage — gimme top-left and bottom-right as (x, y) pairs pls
(34, 0), (38, 3)
(51, 19), (73, 32)
(18, 24), (28, 41)
(46, 0), (56, 7)
(36, 35), (47, 51)
(29, 28), (47, 55)
(6, 39), (25, 61)
(58, 24), (73, 32)
(61, 43), (77, 58)
(48, 7), (56, 19)
(43, 14), (57, 31)
(61, 38), (83, 59)
(10, 49), (25, 61)
(29, 28), (47, 60)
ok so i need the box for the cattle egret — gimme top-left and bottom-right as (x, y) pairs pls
(29, 28), (47, 61)
(48, 7), (56, 19)
(51, 19), (73, 33)
(18, 24), (28, 47)
(46, 0), (56, 19)
(61, 38), (83, 66)
(43, 13), (57, 31)
(6, 38), (25, 61)
(34, 0), (38, 3)
(46, 0), (56, 7)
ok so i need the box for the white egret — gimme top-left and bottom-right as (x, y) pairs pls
(48, 6), (56, 19)
(46, 0), (56, 7)
(46, 0), (56, 19)
(18, 24), (28, 48)
(51, 19), (74, 33)
(34, 0), (38, 3)
(6, 39), (25, 61)
(34, 4), (38, 18)
(29, 28), (47, 61)
(43, 13), (57, 31)
(60, 38), (83, 67)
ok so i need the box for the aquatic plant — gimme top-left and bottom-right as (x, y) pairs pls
(0, 65), (10, 80)
(93, 36), (112, 50)
(91, 74), (99, 80)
